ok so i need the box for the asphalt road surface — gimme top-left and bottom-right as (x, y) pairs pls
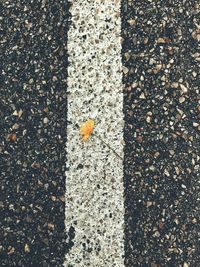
(0, 1), (199, 267)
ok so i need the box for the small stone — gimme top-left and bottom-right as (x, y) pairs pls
(51, 196), (57, 201)
(37, 180), (43, 186)
(31, 162), (41, 168)
(158, 221), (165, 230)
(13, 110), (23, 118)
(174, 218), (179, 225)
(146, 116), (151, 123)
(180, 84), (188, 94)
(177, 108), (184, 116)
(171, 82), (179, 88)
(144, 37), (148, 44)
(175, 167), (180, 175)
(132, 82), (138, 88)
(192, 71), (197, 77)
(7, 133), (17, 142)
(192, 52), (200, 58)
(191, 218), (197, 224)
(136, 135), (143, 143)
(8, 247), (15, 255)
(153, 64), (162, 73)
(153, 231), (160, 237)
(161, 75), (167, 81)
(12, 123), (19, 130)
(149, 58), (156, 65)
(59, 195), (65, 202)
(122, 66), (129, 74)
(179, 96), (185, 103)
(18, 109), (23, 118)
(127, 19), (136, 26)
(147, 201), (153, 207)
(183, 263), (189, 267)
(124, 52), (131, 61)
(13, 110), (18, 116)
(43, 117), (49, 124)
(139, 92), (146, 99)
(48, 223), (55, 230)
(192, 28), (200, 41)
(154, 152), (160, 158)
(43, 107), (49, 113)
(165, 234), (170, 240)
(24, 244), (30, 253)
(157, 37), (169, 43)
(164, 169), (170, 176)
(149, 165), (156, 171)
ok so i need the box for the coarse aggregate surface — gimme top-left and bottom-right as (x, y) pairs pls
(122, 1), (200, 266)
(0, 1), (71, 266)
(1, 0), (200, 266)
(65, 0), (125, 266)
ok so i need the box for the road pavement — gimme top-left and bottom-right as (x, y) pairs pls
(0, 1), (199, 266)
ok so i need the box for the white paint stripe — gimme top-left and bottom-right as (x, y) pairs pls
(65, 1), (124, 266)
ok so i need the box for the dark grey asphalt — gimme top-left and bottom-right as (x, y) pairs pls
(122, 1), (200, 266)
(0, 1), (73, 266)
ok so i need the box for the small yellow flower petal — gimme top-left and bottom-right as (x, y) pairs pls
(79, 119), (95, 141)
(82, 134), (90, 141)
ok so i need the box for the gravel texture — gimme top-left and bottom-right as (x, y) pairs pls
(65, 0), (125, 266)
(122, 1), (200, 266)
(1, 1), (200, 266)
(0, 1), (71, 266)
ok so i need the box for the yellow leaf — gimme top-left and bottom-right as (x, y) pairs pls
(79, 119), (95, 141)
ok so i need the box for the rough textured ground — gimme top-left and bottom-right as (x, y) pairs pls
(1, 1), (200, 266)
(0, 1), (71, 266)
(122, 1), (200, 266)
(65, 0), (124, 266)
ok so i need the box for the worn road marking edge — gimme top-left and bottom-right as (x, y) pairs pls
(65, 0), (125, 266)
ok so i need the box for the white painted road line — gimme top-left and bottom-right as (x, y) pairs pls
(65, 0), (124, 266)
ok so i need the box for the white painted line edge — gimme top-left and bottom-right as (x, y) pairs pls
(65, 1), (124, 266)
